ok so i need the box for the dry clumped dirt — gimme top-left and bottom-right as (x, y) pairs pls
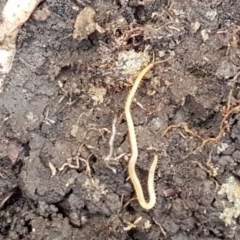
(1, 0), (240, 239)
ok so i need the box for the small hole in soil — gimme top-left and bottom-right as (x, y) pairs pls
(22, 142), (30, 157)
(125, 203), (135, 213)
(89, 154), (97, 163)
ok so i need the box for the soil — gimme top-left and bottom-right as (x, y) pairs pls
(1, 0), (240, 239)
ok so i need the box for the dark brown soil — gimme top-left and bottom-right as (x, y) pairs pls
(1, 0), (240, 239)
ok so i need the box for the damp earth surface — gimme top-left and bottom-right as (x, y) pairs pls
(1, 0), (240, 239)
